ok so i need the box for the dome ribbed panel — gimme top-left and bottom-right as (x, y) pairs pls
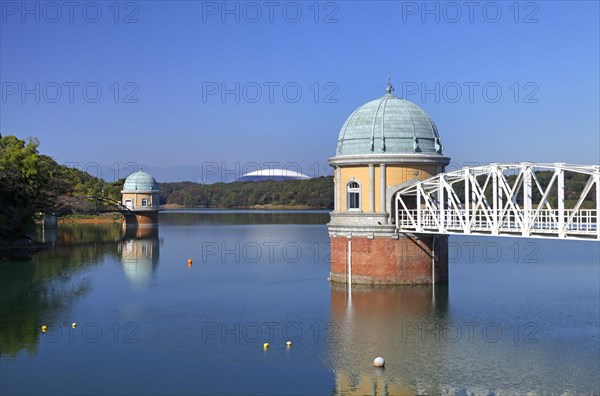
(123, 171), (159, 191)
(336, 95), (443, 156)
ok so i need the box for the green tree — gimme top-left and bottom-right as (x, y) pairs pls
(0, 135), (49, 240)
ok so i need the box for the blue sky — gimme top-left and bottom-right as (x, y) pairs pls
(1, 1), (598, 182)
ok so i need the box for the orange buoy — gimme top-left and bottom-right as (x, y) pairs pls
(187, 259), (193, 266)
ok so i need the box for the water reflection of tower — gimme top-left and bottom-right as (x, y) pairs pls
(119, 226), (160, 289)
(329, 285), (449, 395)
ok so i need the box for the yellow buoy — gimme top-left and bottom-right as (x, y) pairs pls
(286, 341), (292, 347)
(41, 325), (47, 333)
(263, 342), (269, 349)
(71, 322), (77, 329)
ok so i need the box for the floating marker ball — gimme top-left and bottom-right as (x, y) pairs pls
(41, 325), (47, 333)
(286, 341), (292, 347)
(72, 322), (77, 329)
(187, 259), (193, 266)
(263, 342), (269, 349)
(374, 357), (385, 367)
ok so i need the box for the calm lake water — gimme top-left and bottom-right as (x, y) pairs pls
(1, 210), (599, 395)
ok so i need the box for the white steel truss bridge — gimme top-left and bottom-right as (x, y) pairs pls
(395, 163), (600, 241)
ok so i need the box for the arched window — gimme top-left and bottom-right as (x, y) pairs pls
(347, 181), (361, 211)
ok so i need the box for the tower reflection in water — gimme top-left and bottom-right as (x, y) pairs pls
(119, 226), (160, 290)
(329, 284), (449, 395)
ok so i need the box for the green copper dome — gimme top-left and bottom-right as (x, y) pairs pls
(336, 83), (444, 156)
(122, 170), (159, 192)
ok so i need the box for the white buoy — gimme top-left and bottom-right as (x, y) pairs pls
(374, 357), (385, 367)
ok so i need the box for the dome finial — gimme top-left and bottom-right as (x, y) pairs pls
(386, 74), (394, 95)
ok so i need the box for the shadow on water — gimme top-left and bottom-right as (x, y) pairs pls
(328, 283), (450, 395)
(0, 223), (159, 357)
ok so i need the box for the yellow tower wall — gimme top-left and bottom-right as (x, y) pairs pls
(338, 164), (441, 213)
(122, 192), (159, 208)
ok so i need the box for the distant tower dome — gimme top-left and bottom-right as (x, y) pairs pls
(121, 169), (160, 226)
(122, 169), (159, 192)
(336, 81), (444, 156)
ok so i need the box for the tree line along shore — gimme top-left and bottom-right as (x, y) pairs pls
(0, 135), (333, 242)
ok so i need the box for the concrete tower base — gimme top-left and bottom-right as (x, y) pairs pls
(329, 234), (448, 285)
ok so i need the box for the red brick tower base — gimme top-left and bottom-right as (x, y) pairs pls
(123, 211), (159, 227)
(329, 235), (448, 285)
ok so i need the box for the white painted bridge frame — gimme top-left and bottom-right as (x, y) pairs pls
(395, 163), (600, 241)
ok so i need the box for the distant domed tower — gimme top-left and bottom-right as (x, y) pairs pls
(121, 169), (160, 226)
(328, 81), (450, 285)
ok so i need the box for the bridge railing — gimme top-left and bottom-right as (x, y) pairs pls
(395, 163), (600, 240)
(84, 196), (133, 213)
(397, 208), (598, 238)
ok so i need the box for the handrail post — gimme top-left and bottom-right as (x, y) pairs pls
(465, 170), (471, 234)
(417, 186), (422, 232)
(439, 176), (445, 233)
(522, 165), (532, 236)
(493, 168), (498, 234)
(558, 167), (565, 236)
(595, 167), (600, 240)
